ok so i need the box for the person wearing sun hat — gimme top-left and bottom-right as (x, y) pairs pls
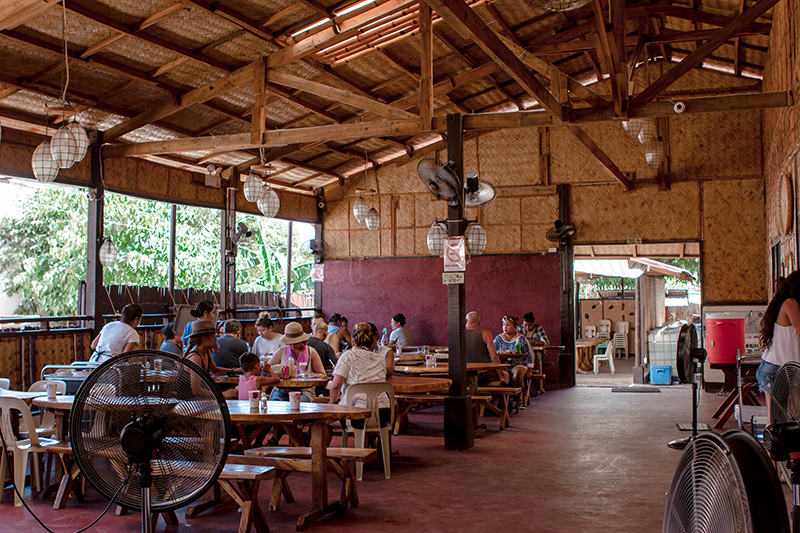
(184, 319), (241, 376)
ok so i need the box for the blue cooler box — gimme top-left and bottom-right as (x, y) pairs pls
(649, 365), (672, 385)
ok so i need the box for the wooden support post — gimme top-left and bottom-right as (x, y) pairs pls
(86, 130), (104, 338)
(657, 117), (670, 191)
(285, 221), (293, 311)
(558, 184), (575, 389)
(419, 2), (433, 130)
(538, 127), (550, 185)
(251, 56), (266, 145)
(313, 221), (322, 311)
(220, 188), (235, 317)
(168, 204), (176, 297)
(444, 113), (473, 451)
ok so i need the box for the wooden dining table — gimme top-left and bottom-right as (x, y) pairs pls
(575, 338), (604, 372)
(214, 375), (331, 389)
(226, 400), (370, 530)
(394, 362), (508, 395)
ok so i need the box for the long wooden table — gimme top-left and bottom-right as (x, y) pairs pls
(394, 362), (508, 395)
(227, 400), (370, 530)
(575, 339), (604, 372)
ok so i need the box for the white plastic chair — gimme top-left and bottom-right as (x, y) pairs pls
(582, 325), (596, 339)
(342, 382), (395, 480)
(0, 379), (9, 389)
(597, 319), (611, 340)
(593, 343), (616, 375)
(613, 333), (627, 360)
(20, 380), (67, 438)
(0, 397), (60, 506)
(615, 321), (630, 359)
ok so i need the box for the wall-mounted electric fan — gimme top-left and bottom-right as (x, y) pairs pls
(464, 172), (497, 208)
(70, 350), (230, 533)
(668, 324), (706, 450)
(545, 220), (576, 247)
(417, 158), (460, 206)
(663, 430), (789, 533)
(305, 239), (329, 264)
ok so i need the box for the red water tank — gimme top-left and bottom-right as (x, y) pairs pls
(706, 313), (745, 364)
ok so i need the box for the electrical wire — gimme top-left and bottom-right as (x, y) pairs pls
(0, 425), (132, 533)
(59, 0), (70, 105)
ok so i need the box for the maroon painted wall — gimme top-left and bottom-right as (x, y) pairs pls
(320, 254), (562, 380)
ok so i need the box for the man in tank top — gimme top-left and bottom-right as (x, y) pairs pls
(465, 311), (508, 384)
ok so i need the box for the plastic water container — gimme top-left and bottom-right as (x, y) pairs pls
(706, 313), (745, 364)
(650, 365), (672, 385)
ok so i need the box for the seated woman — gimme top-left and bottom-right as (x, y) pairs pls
(329, 323), (392, 429)
(252, 313), (284, 357)
(266, 321), (326, 402)
(493, 315), (533, 391)
(185, 320), (240, 376)
(159, 322), (183, 356)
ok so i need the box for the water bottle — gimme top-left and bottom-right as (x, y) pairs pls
(380, 328), (388, 345)
(288, 353), (296, 378)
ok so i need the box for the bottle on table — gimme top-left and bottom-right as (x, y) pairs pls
(515, 338), (522, 354)
(380, 328), (388, 345)
(288, 353), (296, 378)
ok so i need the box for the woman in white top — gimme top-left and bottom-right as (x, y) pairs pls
(252, 314), (284, 357)
(757, 271), (800, 414)
(90, 303), (142, 363)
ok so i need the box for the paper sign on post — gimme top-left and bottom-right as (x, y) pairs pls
(311, 264), (324, 282)
(444, 236), (466, 272)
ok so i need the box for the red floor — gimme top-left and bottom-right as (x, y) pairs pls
(1, 385), (767, 533)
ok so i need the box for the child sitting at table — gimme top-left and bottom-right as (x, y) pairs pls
(237, 352), (279, 400)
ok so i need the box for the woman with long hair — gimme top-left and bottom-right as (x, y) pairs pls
(757, 270), (800, 414)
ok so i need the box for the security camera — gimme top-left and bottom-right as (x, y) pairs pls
(673, 101), (686, 114)
(318, 200), (326, 209)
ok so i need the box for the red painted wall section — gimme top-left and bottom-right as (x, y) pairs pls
(320, 254), (563, 380)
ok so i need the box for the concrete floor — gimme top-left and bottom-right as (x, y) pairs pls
(2, 384), (769, 533)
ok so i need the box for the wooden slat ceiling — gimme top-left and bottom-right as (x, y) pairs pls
(0, 0), (779, 194)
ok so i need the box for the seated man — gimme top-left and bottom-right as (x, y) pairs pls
(389, 313), (414, 347)
(465, 311), (508, 384)
(308, 322), (339, 370)
(214, 319), (249, 370)
(325, 313), (341, 351)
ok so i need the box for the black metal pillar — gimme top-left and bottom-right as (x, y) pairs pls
(557, 184), (576, 388)
(168, 204), (177, 297)
(85, 130), (104, 338)
(444, 113), (474, 450)
(220, 188), (236, 318)
(285, 221), (293, 311)
(313, 221), (322, 311)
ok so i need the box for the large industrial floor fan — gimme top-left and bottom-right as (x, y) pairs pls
(70, 350), (230, 533)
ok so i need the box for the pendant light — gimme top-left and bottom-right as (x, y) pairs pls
(243, 173), (263, 202)
(67, 119), (88, 163)
(50, 124), (78, 169)
(645, 138), (664, 170)
(637, 118), (656, 145)
(99, 238), (118, 266)
(622, 119), (641, 139)
(465, 222), (486, 255)
(258, 186), (280, 218)
(426, 220), (447, 256)
(32, 140), (59, 183)
(365, 207), (380, 231)
(353, 146), (374, 225)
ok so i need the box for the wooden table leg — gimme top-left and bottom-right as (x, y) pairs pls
(296, 421), (331, 531)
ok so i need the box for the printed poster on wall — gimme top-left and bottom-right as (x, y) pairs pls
(444, 236), (466, 272)
(311, 263), (324, 282)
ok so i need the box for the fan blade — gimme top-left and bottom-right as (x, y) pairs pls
(465, 180), (497, 208)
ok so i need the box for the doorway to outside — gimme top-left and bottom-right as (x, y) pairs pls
(571, 242), (701, 388)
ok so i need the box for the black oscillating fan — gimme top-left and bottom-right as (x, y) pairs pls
(663, 430), (789, 533)
(668, 324), (706, 450)
(70, 350), (230, 533)
(417, 158), (460, 206)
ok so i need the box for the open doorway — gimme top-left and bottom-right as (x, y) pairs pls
(571, 243), (700, 388)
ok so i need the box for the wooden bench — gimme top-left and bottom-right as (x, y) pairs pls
(475, 386), (523, 430)
(42, 440), (84, 511)
(185, 461), (274, 533)
(393, 394), (493, 434)
(231, 446), (376, 513)
(525, 364), (546, 405)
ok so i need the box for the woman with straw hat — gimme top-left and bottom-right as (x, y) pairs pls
(185, 319), (241, 376)
(266, 321), (326, 402)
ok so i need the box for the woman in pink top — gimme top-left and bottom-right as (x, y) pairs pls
(757, 271), (800, 414)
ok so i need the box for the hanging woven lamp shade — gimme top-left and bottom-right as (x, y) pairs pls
(622, 120), (641, 139)
(243, 174), (263, 202)
(258, 186), (280, 218)
(465, 223), (487, 255)
(353, 197), (368, 225)
(50, 125), (78, 169)
(645, 138), (664, 169)
(99, 238), (118, 266)
(67, 121), (89, 163)
(637, 118), (657, 145)
(365, 207), (380, 231)
(426, 221), (447, 256)
(32, 141), (59, 183)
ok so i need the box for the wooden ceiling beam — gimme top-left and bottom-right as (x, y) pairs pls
(485, 3), (522, 46)
(423, 0), (564, 121)
(567, 125), (631, 189)
(633, 0), (779, 104)
(420, 2), (434, 129)
(102, 91), (789, 157)
(0, 0), (58, 32)
(592, 0), (623, 115)
(180, 0), (274, 41)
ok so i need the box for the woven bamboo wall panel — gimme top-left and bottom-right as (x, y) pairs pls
(550, 123), (654, 184)
(325, 198), (350, 231)
(670, 111), (761, 180)
(485, 225), (520, 254)
(414, 227), (431, 256)
(395, 194), (416, 228)
(33, 335), (75, 384)
(521, 224), (554, 253)
(520, 195), (558, 224)
(572, 182), (700, 242)
(379, 228), (392, 257)
(474, 129), (539, 187)
(396, 228), (415, 256)
(414, 195), (447, 228)
(484, 197), (521, 225)
(0, 338), (21, 390)
(350, 228), (380, 258)
(0, 135), (91, 185)
(702, 179), (766, 303)
(375, 161), (423, 196)
(324, 229), (350, 258)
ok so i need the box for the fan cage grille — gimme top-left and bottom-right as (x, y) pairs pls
(70, 351), (230, 512)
